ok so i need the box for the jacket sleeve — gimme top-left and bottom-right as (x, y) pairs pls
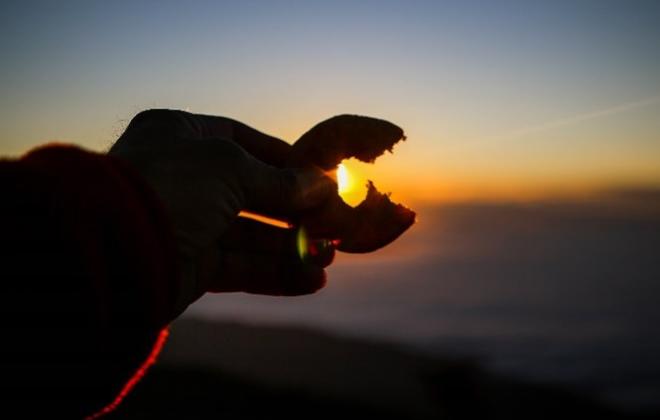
(0, 144), (182, 418)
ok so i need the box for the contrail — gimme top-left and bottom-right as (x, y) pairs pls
(490, 95), (660, 142)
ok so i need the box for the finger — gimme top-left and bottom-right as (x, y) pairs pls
(298, 192), (355, 239)
(240, 154), (338, 216)
(230, 119), (293, 168)
(203, 247), (327, 296)
(219, 217), (295, 254)
(172, 113), (294, 168)
(219, 218), (335, 269)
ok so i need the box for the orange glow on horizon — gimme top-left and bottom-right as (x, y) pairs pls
(331, 154), (660, 205)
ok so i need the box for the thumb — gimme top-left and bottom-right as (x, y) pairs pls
(242, 157), (337, 216)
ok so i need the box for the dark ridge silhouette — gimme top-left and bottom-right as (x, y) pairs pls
(107, 318), (633, 419)
(187, 192), (660, 414)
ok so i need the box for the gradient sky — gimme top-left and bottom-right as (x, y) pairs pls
(1, 0), (659, 202)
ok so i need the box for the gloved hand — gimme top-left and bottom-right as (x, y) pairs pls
(109, 110), (337, 317)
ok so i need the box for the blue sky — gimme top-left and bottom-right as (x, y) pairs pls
(2, 0), (659, 200)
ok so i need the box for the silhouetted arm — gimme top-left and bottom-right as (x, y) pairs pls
(0, 145), (181, 418)
(0, 110), (336, 418)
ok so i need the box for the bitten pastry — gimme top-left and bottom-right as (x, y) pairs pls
(289, 115), (416, 253)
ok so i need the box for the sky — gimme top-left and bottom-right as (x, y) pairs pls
(1, 0), (659, 203)
(3, 2), (659, 408)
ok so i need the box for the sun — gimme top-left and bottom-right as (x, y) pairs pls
(337, 163), (350, 193)
(334, 160), (369, 207)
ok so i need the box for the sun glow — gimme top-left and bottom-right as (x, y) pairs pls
(337, 163), (350, 193)
(335, 160), (370, 207)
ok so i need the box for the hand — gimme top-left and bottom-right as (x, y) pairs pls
(109, 110), (337, 316)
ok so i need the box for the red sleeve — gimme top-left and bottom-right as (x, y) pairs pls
(0, 144), (182, 418)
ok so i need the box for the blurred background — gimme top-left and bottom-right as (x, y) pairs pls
(2, 0), (659, 418)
